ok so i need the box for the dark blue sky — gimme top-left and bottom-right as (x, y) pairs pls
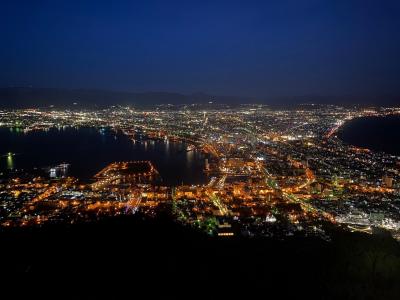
(1, 0), (399, 98)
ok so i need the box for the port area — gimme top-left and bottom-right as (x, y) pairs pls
(92, 161), (158, 190)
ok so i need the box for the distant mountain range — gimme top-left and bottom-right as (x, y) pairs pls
(0, 87), (399, 108)
(0, 87), (254, 108)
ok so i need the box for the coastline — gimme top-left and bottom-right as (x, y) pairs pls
(333, 113), (400, 156)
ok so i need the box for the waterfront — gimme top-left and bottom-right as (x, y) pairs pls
(0, 127), (207, 185)
(338, 115), (400, 156)
(1, 106), (400, 240)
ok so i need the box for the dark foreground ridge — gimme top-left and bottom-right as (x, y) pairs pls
(2, 214), (400, 299)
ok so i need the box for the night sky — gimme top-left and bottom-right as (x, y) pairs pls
(1, 0), (400, 99)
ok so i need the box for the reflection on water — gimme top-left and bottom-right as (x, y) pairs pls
(165, 139), (170, 158)
(186, 150), (194, 167)
(0, 127), (207, 185)
(7, 154), (14, 169)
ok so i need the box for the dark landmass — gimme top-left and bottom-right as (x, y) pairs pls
(1, 87), (399, 108)
(0, 87), (254, 108)
(1, 214), (400, 299)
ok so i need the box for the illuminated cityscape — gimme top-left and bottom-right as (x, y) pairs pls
(1, 105), (400, 241)
(2, 0), (400, 298)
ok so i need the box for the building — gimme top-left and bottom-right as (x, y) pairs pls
(383, 175), (393, 188)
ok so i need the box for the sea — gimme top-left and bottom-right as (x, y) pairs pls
(0, 127), (207, 185)
(338, 115), (400, 156)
